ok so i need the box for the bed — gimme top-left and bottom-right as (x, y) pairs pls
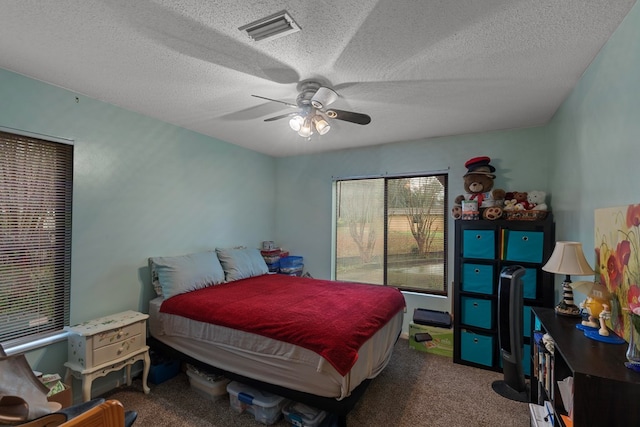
(147, 248), (405, 425)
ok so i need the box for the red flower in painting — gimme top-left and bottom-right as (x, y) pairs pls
(627, 204), (640, 228)
(607, 240), (631, 290)
(629, 285), (640, 314)
(617, 240), (631, 266)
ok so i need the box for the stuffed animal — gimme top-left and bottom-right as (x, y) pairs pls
(504, 191), (531, 211)
(452, 156), (504, 220)
(483, 206), (503, 220)
(491, 188), (506, 205)
(527, 190), (548, 211)
(503, 199), (518, 211)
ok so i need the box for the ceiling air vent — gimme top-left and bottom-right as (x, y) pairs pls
(239, 10), (301, 42)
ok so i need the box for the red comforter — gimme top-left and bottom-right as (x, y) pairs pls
(160, 274), (405, 376)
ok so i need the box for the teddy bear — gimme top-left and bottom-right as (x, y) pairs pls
(504, 191), (530, 210)
(527, 190), (548, 211)
(503, 199), (518, 211)
(452, 156), (504, 220)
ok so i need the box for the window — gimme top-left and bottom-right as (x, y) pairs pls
(0, 130), (73, 344)
(335, 174), (447, 295)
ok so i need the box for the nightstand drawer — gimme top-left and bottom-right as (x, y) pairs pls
(64, 310), (151, 401)
(92, 321), (145, 351)
(66, 310), (149, 370)
(93, 333), (144, 366)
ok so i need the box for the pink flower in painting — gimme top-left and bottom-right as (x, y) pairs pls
(626, 204), (640, 228)
(629, 285), (640, 313)
(617, 239), (631, 267)
(606, 240), (631, 290)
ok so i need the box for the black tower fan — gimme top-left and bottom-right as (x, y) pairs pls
(492, 265), (529, 402)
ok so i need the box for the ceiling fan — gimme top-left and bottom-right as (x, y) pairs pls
(251, 81), (371, 138)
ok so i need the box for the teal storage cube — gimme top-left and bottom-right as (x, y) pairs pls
(523, 305), (532, 338)
(522, 268), (537, 299)
(505, 231), (544, 263)
(460, 330), (494, 367)
(462, 229), (495, 259)
(461, 263), (494, 294)
(461, 296), (493, 329)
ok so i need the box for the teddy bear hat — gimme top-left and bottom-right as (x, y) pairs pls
(464, 156), (496, 178)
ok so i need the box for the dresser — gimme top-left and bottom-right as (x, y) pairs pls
(64, 310), (150, 401)
(531, 307), (640, 426)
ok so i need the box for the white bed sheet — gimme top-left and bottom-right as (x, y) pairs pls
(148, 297), (403, 400)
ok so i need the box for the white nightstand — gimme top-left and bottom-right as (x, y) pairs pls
(64, 310), (151, 401)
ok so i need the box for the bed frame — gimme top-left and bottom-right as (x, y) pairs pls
(148, 336), (374, 426)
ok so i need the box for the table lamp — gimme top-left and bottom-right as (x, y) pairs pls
(542, 241), (595, 316)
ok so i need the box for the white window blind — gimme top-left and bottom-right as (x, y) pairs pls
(0, 130), (72, 344)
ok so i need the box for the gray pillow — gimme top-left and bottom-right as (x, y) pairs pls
(149, 251), (225, 299)
(216, 247), (269, 282)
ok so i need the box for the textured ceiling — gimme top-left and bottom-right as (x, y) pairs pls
(0, 0), (636, 157)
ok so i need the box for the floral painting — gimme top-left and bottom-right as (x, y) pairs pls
(594, 204), (640, 341)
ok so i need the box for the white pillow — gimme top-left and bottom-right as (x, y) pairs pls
(215, 247), (269, 282)
(149, 251), (225, 299)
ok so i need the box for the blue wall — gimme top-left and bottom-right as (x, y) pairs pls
(547, 3), (640, 247)
(0, 70), (277, 379)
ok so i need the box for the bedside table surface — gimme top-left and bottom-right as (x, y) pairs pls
(65, 310), (149, 336)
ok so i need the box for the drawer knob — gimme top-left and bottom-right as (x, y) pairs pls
(474, 268), (480, 274)
(473, 338), (479, 343)
(117, 330), (123, 338)
(473, 302), (479, 307)
(475, 234), (482, 240)
(522, 236), (529, 241)
(117, 346), (124, 355)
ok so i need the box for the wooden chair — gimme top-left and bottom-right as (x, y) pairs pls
(62, 400), (125, 427)
(18, 400), (126, 427)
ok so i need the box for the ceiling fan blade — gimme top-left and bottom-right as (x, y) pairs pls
(264, 112), (297, 122)
(326, 109), (371, 125)
(251, 94), (297, 108)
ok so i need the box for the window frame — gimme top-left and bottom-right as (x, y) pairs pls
(0, 128), (73, 347)
(333, 171), (448, 296)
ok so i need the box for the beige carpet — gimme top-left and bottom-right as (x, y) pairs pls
(103, 339), (531, 426)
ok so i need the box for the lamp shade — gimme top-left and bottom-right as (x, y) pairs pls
(542, 241), (595, 276)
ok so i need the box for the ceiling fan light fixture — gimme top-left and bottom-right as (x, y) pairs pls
(310, 87), (338, 109)
(289, 115), (304, 131)
(312, 115), (331, 135)
(239, 11), (301, 42)
(297, 116), (314, 138)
